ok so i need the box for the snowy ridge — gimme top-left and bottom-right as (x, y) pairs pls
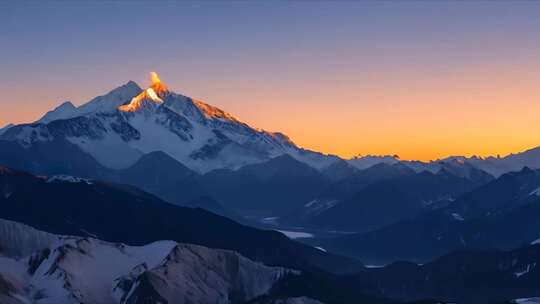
(124, 243), (295, 304)
(401, 152), (540, 178)
(37, 101), (77, 124)
(0, 219), (298, 304)
(192, 98), (242, 122)
(348, 152), (540, 178)
(70, 81), (143, 117)
(348, 155), (400, 170)
(0, 219), (58, 259)
(34, 81), (143, 124)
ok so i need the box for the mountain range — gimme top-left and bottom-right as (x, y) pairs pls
(0, 166), (403, 304)
(311, 167), (540, 265)
(3, 73), (540, 179)
(287, 167), (491, 233)
(1, 73), (538, 221)
(3, 72), (540, 303)
(0, 165), (361, 275)
(3, 168), (540, 304)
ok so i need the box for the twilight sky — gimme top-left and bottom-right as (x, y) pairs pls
(1, 1), (540, 160)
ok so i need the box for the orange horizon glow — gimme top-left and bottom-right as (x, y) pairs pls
(2, 63), (540, 163)
(3, 2), (540, 163)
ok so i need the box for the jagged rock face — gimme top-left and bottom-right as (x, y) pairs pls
(0, 219), (297, 304)
(123, 244), (292, 304)
(1, 73), (338, 173)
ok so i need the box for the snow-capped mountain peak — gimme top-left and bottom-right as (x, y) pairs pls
(118, 87), (164, 112)
(1, 72), (339, 173)
(4, 71), (540, 176)
(118, 73), (174, 112)
(29, 81), (143, 125)
(78, 80), (142, 115)
(138, 72), (240, 123)
(37, 101), (77, 124)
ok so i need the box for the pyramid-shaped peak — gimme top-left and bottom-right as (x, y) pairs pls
(37, 101), (77, 124)
(118, 72), (168, 112)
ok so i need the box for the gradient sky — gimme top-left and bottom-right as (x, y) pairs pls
(1, 1), (540, 161)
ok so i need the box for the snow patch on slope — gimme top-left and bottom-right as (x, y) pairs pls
(46, 175), (93, 184)
(451, 213), (465, 221)
(303, 199), (339, 218)
(514, 263), (536, 278)
(277, 230), (314, 239)
(530, 187), (540, 196)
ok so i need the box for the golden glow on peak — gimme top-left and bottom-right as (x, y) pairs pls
(149, 71), (168, 94)
(118, 88), (163, 112)
(192, 99), (241, 122)
(118, 72), (168, 112)
(145, 87), (162, 102)
(150, 72), (161, 85)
